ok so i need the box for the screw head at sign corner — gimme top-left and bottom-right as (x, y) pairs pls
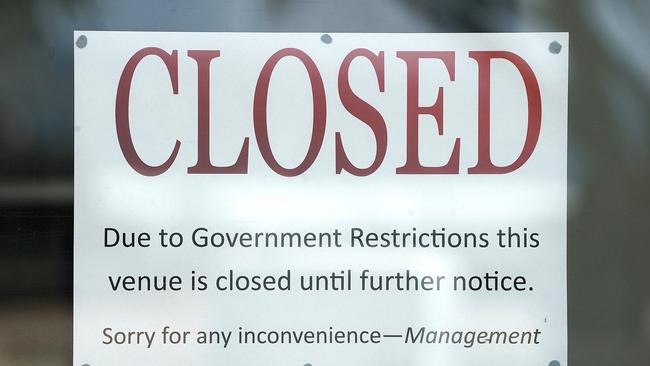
(548, 360), (561, 366)
(548, 41), (561, 54)
(76, 35), (88, 49)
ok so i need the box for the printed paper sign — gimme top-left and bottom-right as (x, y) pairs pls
(74, 32), (568, 366)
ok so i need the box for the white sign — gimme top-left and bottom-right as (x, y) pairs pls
(74, 32), (568, 366)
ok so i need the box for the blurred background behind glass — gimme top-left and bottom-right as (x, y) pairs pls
(0, 0), (648, 365)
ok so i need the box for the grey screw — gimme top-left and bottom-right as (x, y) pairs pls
(549, 360), (561, 366)
(549, 41), (561, 54)
(320, 34), (332, 44)
(76, 35), (88, 49)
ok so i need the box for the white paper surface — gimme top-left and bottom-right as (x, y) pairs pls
(74, 32), (568, 366)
